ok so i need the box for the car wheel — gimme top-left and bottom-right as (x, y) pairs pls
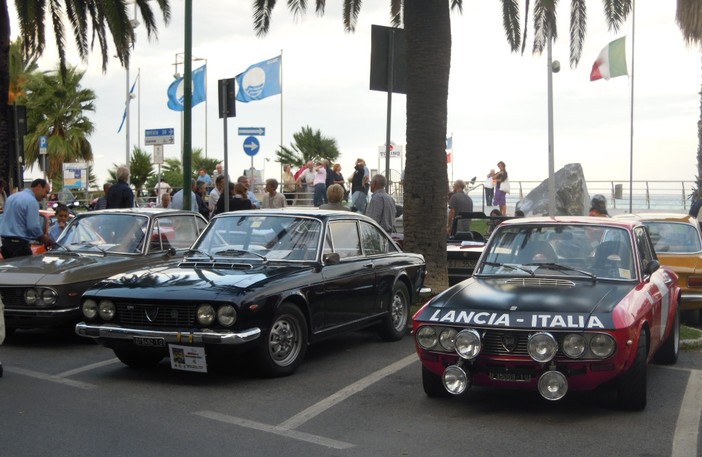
(114, 348), (164, 369)
(422, 366), (450, 397)
(653, 308), (680, 365)
(617, 331), (647, 411)
(378, 282), (409, 342)
(256, 303), (308, 377)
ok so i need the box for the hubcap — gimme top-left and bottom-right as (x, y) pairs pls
(391, 291), (407, 331)
(269, 316), (300, 366)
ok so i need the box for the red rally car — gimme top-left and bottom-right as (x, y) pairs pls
(413, 217), (680, 410)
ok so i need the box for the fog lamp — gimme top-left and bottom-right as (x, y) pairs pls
(538, 370), (568, 401)
(442, 365), (470, 395)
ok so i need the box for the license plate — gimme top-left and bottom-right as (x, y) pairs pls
(134, 336), (166, 347)
(448, 259), (476, 269)
(488, 372), (532, 382)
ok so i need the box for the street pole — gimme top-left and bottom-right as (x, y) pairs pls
(547, 29), (556, 217)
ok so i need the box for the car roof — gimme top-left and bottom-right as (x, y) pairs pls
(211, 208), (373, 221)
(614, 213), (697, 224)
(499, 215), (641, 230)
(82, 208), (201, 216)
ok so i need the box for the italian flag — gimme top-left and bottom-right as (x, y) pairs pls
(590, 37), (628, 81)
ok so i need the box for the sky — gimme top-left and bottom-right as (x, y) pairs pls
(10, 1), (702, 188)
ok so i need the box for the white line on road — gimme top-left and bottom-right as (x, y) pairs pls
(56, 358), (120, 378)
(672, 368), (702, 457)
(4, 366), (97, 390)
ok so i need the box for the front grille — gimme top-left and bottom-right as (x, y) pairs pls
(0, 288), (25, 307)
(481, 329), (568, 357)
(116, 301), (196, 327)
(505, 278), (575, 288)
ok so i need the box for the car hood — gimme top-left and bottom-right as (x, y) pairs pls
(0, 252), (164, 286)
(415, 277), (635, 330)
(86, 262), (314, 302)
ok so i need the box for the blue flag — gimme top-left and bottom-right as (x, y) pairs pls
(117, 75), (139, 133)
(235, 56), (282, 103)
(446, 136), (453, 150)
(167, 64), (207, 111)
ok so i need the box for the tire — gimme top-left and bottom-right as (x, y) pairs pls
(378, 282), (409, 342)
(113, 347), (163, 369)
(654, 308), (680, 365)
(256, 303), (308, 377)
(681, 309), (700, 326)
(617, 331), (648, 411)
(422, 366), (450, 397)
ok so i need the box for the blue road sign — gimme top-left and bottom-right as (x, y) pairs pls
(39, 136), (48, 155)
(238, 127), (265, 136)
(243, 136), (260, 156)
(145, 128), (175, 145)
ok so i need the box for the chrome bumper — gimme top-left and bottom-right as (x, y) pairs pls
(75, 322), (261, 345)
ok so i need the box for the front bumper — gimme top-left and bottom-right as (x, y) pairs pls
(75, 322), (261, 345)
(5, 307), (81, 329)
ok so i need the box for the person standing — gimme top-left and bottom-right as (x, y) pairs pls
(350, 158), (370, 213)
(329, 163), (346, 201)
(170, 181), (199, 211)
(154, 178), (171, 204)
(194, 181), (210, 219)
(214, 183), (252, 214)
(196, 168), (212, 189)
(447, 180), (474, 234)
(237, 175), (261, 209)
(493, 161), (509, 216)
(209, 175), (226, 217)
(262, 178), (287, 209)
(0, 178), (8, 210)
(212, 163), (224, 182)
(282, 164), (297, 206)
(106, 166), (134, 209)
(159, 193), (171, 208)
(0, 178), (52, 258)
(365, 174), (396, 233)
(296, 161), (315, 202)
(313, 161), (327, 206)
(484, 169), (495, 207)
(320, 184), (351, 211)
(96, 183), (112, 210)
(588, 194), (610, 217)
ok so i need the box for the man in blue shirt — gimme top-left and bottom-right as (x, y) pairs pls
(237, 175), (261, 209)
(0, 178), (51, 258)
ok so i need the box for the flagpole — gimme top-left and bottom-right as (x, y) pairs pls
(137, 68), (141, 149)
(280, 49), (284, 188)
(451, 131), (454, 184)
(628, 1), (636, 213)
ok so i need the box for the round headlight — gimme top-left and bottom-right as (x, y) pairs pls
(562, 333), (587, 358)
(442, 365), (470, 395)
(197, 304), (216, 326)
(439, 328), (458, 351)
(455, 329), (482, 360)
(24, 288), (39, 305)
(538, 370), (568, 401)
(40, 288), (58, 306)
(217, 305), (237, 327)
(590, 333), (616, 359)
(416, 326), (438, 350)
(98, 300), (116, 321)
(528, 332), (557, 363)
(82, 299), (98, 319)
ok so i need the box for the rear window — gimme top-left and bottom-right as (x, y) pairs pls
(643, 221), (702, 254)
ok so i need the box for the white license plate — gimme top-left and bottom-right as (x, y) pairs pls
(448, 259), (476, 269)
(133, 336), (166, 347)
(488, 372), (532, 382)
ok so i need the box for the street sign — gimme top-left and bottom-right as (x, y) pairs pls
(39, 136), (48, 155)
(153, 145), (164, 165)
(238, 127), (265, 136)
(145, 128), (175, 145)
(243, 136), (260, 156)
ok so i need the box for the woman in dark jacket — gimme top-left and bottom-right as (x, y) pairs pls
(214, 183), (252, 215)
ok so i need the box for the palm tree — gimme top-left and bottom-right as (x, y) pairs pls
(675, 0), (702, 202)
(19, 65), (96, 181)
(8, 37), (39, 104)
(276, 125), (340, 167)
(252, 1), (633, 292)
(128, 147), (155, 198)
(0, 0), (171, 187)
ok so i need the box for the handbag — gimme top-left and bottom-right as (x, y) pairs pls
(500, 179), (511, 193)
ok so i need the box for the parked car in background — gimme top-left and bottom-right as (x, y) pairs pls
(414, 217), (680, 410)
(0, 208), (207, 334)
(616, 213), (702, 324)
(0, 209), (63, 259)
(76, 209), (428, 377)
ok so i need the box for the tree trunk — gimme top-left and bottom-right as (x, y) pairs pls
(403, 0), (451, 293)
(0, 0), (10, 189)
(697, 56), (702, 201)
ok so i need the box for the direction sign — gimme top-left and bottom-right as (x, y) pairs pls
(145, 128), (175, 145)
(39, 136), (48, 155)
(238, 127), (265, 136)
(243, 136), (260, 157)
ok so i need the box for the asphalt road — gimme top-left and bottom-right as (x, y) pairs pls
(1, 328), (701, 457)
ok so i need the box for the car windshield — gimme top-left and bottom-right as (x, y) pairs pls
(476, 224), (635, 280)
(56, 214), (149, 254)
(643, 221), (702, 254)
(194, 214), (323, 261)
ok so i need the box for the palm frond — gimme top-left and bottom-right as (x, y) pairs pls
(287, 0), (308, 21)
(568, 0), (587, 67)
(602, 0), (631, 33)
(343, 0), (362, 32)
(501, 0), (521, 52)
(253, 0), (277, 37)
(532, 0), (558, 56)
(390, 0), (402, 27)
(677, 0), (702, 46)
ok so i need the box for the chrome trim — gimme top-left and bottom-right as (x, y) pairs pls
(680, 292), (702, 302)
(75, 322), (261, 345)
(5, 307), (79, 316)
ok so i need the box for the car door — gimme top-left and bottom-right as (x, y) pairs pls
(359, 221), (399, 315)
(320, 219), (376, 329)
(635, 226), (671, 346)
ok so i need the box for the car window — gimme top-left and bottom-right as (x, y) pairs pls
(328, 220), (362, 258)
(359, 221), (396, 255)
(635, 226), (657, 274)
(60, 214), (148, 254)
(153, 214), (204, 250)
(643, 221), (702, 254)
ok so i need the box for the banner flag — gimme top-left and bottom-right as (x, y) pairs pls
(235, 56), (282, 103)
(167, 64), (207, 111)
(117, 75), (139, 133)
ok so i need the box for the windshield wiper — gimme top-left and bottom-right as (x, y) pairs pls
(481, 261), (535, 277)
(69, 242), (107, 255)
(523, 262), (597, 281)
(185, 249), (214, 260)
(214, 248), (268, 263)
(47, 242), (79, 256)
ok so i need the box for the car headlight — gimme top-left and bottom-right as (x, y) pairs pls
(439, 328), (458, 351)
(455, 329), (481, 360)
(217, 305), (237, 327)
(416, 326), (438, 350)
(24, 288), (38, 305)
(82, 299), (98, 319)
(528, 332), (557, 363)
(562, 333), (587, 358)
(589, 333), (616, 359)
(197, 304), (216, 326)
(98, 300), (116, 321)
(40, 288), (58, 306)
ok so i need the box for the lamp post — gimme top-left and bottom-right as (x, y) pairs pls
(546, 28), (556, 216)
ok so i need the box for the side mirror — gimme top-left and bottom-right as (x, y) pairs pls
(644, 259), (660, 277)
(323, 252), (341, 265)
(166, 247), (177, 257)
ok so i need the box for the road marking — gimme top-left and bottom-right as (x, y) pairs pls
(278, 353), (418, 430)
(193, 411), (354, 450)
(56, 358), (120, 378)
(4, 366), (97, 390)
(672, 368), (702, 457)
(194, 352), (418, 449)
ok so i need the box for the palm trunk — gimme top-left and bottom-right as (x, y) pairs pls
(403, 0), (451, 292)
(0, 0), (10, 189)
(697, 56), (702, 201)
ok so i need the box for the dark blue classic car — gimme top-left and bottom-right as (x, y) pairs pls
(76, 210), (428, 376)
